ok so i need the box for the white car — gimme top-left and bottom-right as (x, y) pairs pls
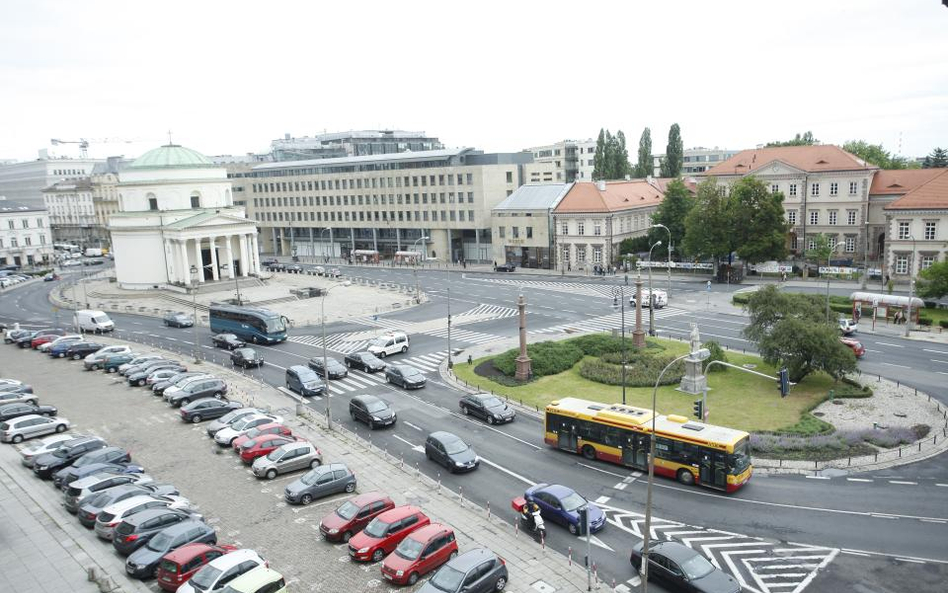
(176, 549), (268, 593)
(19, 433), (78, 467)
(630, 288), (668, 309)
(84, 345), (133, 368)
(38, 334), (82, 353)
(94, 494), (194, 540)
(839, 318), (858, 335)
(62, 259), (82, 267)
(66, 472), (154, 504)
(213, 413), (282, 446)
(0, 414), (71, 443)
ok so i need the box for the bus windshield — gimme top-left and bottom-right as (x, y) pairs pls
(265, 317), (285, 333)
(730, 437), (751, 474)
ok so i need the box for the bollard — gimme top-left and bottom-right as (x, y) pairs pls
(540, 531), (545, 550)
(416, 462), (420, 477)
(593, 562), (598, 586)
(438, 472), (441, 493)
(459, 486), (464, 507)
(400, 453), (404, 468)
(514, 519), (519, 538)
(487, 501), (491, 520)
(568, 546), (572, 566)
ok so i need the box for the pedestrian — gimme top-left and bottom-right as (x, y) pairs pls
(567, 263), (571, 272)
(493, 260), (497, 268)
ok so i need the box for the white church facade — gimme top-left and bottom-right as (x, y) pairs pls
(109, 144), (260, 290)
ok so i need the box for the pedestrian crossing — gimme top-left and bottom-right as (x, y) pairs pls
(473, 277), (625, 299)
(287, 332), (370, 354)
(426, 327), (504, 346)
(452, 303), (518, 321)
(315, 351), (448, 395)
(531, 307), (686, 335)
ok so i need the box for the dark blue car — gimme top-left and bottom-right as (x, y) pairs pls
(49, 340), (77, 358)
(524, 483), (606, 535)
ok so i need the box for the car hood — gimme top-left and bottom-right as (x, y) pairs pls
(402, 374), (426, 383)
(693, 565), (741, 593)
(382, 552), (417, 573)
(214, 428), (239, 441)
(251, 456), (273, 470)
(320, 512), (351, 531)
(371, 408), (395, 421)
(33, 452), (62, 467)
(127, 545), (167, 567)
(567, 503), (604, 524)
(165, 387), (182, 396)
(487, 405), (514, 418)
(285, 479), (308, 495)
(448, 447), (477, 465)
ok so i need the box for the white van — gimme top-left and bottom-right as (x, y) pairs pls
(367, 331), (410, 358)
(74, 310), (115, 333)
(84, 247), (104, 257)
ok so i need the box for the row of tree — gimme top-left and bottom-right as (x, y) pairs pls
(591, 124), (684, 180)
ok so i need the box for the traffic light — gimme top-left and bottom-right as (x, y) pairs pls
(576, 505), (588, 535)
(779, 368), (790, 397)
(692, 399), (704, 420)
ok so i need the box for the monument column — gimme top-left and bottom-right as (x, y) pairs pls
(632, 271), (647, 348)
(514, 292), (532, 381)
(180, 239), (191, 286)
(238, 234), (249, 277)
(224, 236), (235, 279)
(192, 237), (204, 283)
(209, 236), (220, 281)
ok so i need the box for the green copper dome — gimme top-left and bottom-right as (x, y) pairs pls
(129, 144), (213, 169)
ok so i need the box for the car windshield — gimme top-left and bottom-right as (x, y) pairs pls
(189, 565), (222, 590)
(363, 517), (390, 538)
(483, 397), (504, 409)
(232, 417), (253, 430)
(370, 337), (388, 348)
(236, 348), (253, 357)
(147, 531), (173, 551)
(266, 448), (285, 461)
(679, 552), (716, 580)
(300, 469), (324, 485)
(243, 439), (258, 448)
(245, 427), (263, 438)
(560, 492), (587, 512)
(219, 410), (244, 423)
(394, 536), (425, 561)
(335, 501), (359, 520)
(444, 439), (468, 455)
(366, 401), (388, 413)
(429, 565), (465, 592)
(403, 368), (422, 378)
(52, 447), (73, 458)
(265, 317), (284, 333)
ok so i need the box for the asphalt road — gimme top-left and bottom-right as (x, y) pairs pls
(2, 267), (946, 593)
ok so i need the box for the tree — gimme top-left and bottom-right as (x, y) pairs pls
(766, 131), (819, 147)
(731, 177), (790, 265)
(805, 233), (833, 269)
(742, 286), (857, 383)
(842, 140), (907, 169)
(610, 130), (631, 179)
(592, 128), (608, 181)
(660, 124), (683, 177)
(682, 178), (735, 260)
(917, 261), (948, 299)
(922, 147), (948, 168)
(647, 179), (693, 259)
(619, 235), (650, 256)
(635, 127), (652, 178)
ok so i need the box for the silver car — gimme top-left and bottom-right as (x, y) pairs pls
(213, 413), (282, 446)
(252, 440), (322, 480)
(0, 390), (38, 407)
(0, 414), (70, 443)
(205, 407), (266, 437)
(163, 374), (214, 402)
(84, 345), (133, 370)
(64, 472), (154, 513)
(94, 494), (193, 540)
(19, 433), (77, 467)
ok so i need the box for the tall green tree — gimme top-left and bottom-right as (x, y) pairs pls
(682, 178), (735, 260)
(660, 123), (683, 177)
(917, 261), (948, 299)
(610, 130), (631, 179)
(805, 233), (833, 268)
(766, 131), (819, 147)
(842, 140), (908, 169)
(592, 128), (608, 181)
(731, 176), (790, 265)
(922, 147), (948, 168)
(647, 179), (693, 259)
(635, 127), (652, 178)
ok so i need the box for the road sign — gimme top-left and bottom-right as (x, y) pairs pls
(706, 281), (711, 292)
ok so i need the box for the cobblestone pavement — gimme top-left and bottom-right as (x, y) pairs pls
(1, 339), (593, 593)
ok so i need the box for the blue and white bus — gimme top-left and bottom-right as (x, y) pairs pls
(209, 304), (288, 344)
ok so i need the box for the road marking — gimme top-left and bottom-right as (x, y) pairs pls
(923, 348), (948, 355)
(576, 462), (628, 479)
(846, 478), (873, 482)
(881, 362), (911, 369)
(264, 362), (287, 371)
(874, 341), (904, 348)
(594, 496), (611, 504)
(895, 558), (926, 564)
(477, 456), (536, 486)
(391, 435), (425, 454)
(589, 535), (614, 552)
(614, 482), (628, 491)
(870, 513), (899, 519)
(403, 421), (423, 432)
(840, 550), (870, 557)
(448, 412), (542, 450)
(920, 519), (947, 524)
(805, 475), (830, 480)
(937, 483), (948, 488)
(889, 480), (917, 485)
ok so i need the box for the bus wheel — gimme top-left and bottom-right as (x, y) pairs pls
(581, 445), (596, 460)
(677, 469), (695, 486)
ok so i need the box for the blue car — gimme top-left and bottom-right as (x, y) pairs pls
(49, 341), (77, 358)
(524, 483), (606, 535)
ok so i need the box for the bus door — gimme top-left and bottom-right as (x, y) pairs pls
(712, 451), (728, 489)
(699, 451), (728, 489)
(557, 423), (578, 453)
(626, 433), (648, 469)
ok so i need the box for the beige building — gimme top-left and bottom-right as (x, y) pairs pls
(523, 139), (597, 183)
(0, 199), (53, 267)
(491, 183), (571, 269)
(880, 168), (948, 279)
(42, 178), (97, 245)
(229, 148), (532, 263)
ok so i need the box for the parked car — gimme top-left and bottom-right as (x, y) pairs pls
(125, 519), (217, 579)
(314, 266), (325, 275)
(416, 548), (508, 593)
(166, 378), (227, 407)
(839, 318), (858, 336)
(523, 483), (605, 535)
(102, 352), (139, 373)
(155, 543), (238, 592)
(1, 414), (70, 444)
(385, 365), (426, 389)
(208, 566), (286, 593)
(630, 288), (668, 309)
(19, 433), (76, 467)
(112, 507), (194, 555)
(347, 505), (430, 562)
(206, 408), (267, 437)
(261, 257), (279, 267)
(425, 432), (478, 473)
(29, 329), (68, 349)
(128, 361), (183, 386)
(0, 402), (57, 422)
(77, 483), (181, 528)
(284, 462), (356, 505)
(14, 330), (49, 348)
(52, 446), (132, 489)
(38, 334), (81, 352)
(344, 351), (386, 373)
(119, 355), (164, 375)
(630, 540), (741, 593)
(840, 337), (866, 358)
(231, 422), (292, 451)
(64, 472), (154, 513)
(349, 395), (396, 429)
(367, 332), (410, 358)
(285, 264), (303, 273)
(231, 347), (264, 368)
(329, 267), (341, 277)
(238, 435), (298, 464)
(381, 523), (459, 586)
(308, 356), (348, 379)
(213, 413), (283, 446)
(458, 393), (515, 425)
(0, 387), (38, 407)
(4, 329), (31, 343)
(174, 548), (268, 593)
(494, 262), (516, 272)
(95, 494), (194, 541)
(284, 365), (326, 397)
(43, 273), (60, 282)
(32, 436), (106, 478)
(163, 312), (194, 328)
(49, 339), (90, 358)
(252, 440), (322, 480)
(84, 345), (133, 369)
(180, 398), (243, 423)
(319, 492), (395, 543)
(63, 341), (107, 360)
(146, 368), (186, 386)
(153, 372), (209, 395)
(212, 333), (246, 350)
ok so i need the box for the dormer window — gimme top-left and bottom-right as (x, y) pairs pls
(148, 197), (158, 211)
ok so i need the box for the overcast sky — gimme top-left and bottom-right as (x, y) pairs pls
(1, 0), (946, 162)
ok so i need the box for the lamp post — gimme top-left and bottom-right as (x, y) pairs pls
(651, 224), (672, 296)
(321, 281), (351, 430)
(640, 347), (711, 592)
(188, 265), (200, 363)
(411, 235), (429, 301)
(824, 241), (843, 323)
(218, 263), (242, 306)
(905, 235), (917, 337)
(612, 287), (627, 405)
(647, 241), (662, 336)
(319, 227), (331, 263)
(446, 270), (453, 369)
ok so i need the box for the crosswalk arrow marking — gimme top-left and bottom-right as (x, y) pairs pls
(588, 535), (614, 552)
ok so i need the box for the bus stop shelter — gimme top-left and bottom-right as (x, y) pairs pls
(352, 249), (379, 264)
(849, 291), (924, 328)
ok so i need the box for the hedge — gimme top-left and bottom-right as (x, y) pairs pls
(918, 317), (933, 327)
(732, 293), (751, 305)
(940, 320), (948, 329)
(578, 355), (684, 387)
(493, 341), (584, 378)
(569, 333), (664, 357)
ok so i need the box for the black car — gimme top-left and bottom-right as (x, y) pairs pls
(32, 436), (107, 479)
(458, 393), (515, 425)
(162, 312), (194, 328)
(631, 540), (742, 593)
(125, 519), (217, 579)
(308, 356), (348, 379)
(113, 508), (192, 555)
(63, 342), (106, 360)
(285, 264), (303, 273)
(128, 362), (184, 387)
(166, 379), (228, 407)
(349, 395), (396, 429)
(14, 331), (43, 348)
(231, 347), (264, 368)
(417, 548), (508, 593)
(494, 262), (516, 272)
(77, 483), (180, 528)
(425, 431), (479, 473)
(267, 262), (286, 271)
(211, 333), (245, 350)
(385, 365), (426, 389)
(343, 351), (386, 373)
(261, 257), (279, 267)
(52, 446), (133, 489)
(0, 402), (58, 422)
(179, 398), (242, 423)
(4, 329), (32, 344)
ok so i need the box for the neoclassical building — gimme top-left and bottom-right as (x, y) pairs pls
(109, 144), (260, 290)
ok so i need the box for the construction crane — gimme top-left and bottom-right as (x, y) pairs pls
(50, 137), (141, 158)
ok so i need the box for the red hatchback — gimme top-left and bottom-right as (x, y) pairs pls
(231, 423), (293, 451)
(840, 337), (866, 358)
(155, 543), (237, 591)
(348, 506), (430, 563)
(381, 523), (458, 585)
(238, 435), (300, 463)
(319, 492), (395, 543)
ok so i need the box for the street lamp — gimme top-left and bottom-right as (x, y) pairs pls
(640, 347), (711, 592)
(321, 281), (352, 430)
(647, 240), (662, 337)
(650, 224), (672, 296)
(219, 263), (242, 306)
(905, 235), (917, 337)
(612, 287), (627, 405)
(411, 235), (429, 301)
(824, 241), (843, 323)
(319, 227), (331, 263)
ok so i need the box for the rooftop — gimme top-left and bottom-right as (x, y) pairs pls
(493, 183), (572, 211)
(252, 147), (474, 171)
(705, 145), (874, 176)
(884, 169), (948, 210)
(554, 180), (665, 214)
(870, 168), (945, 195)
(129, 145), (214, 170)
(0, 199), (46, 213)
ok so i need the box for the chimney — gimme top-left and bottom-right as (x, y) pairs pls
(284, 133), (291, 140)
(596, 180), (606, 191)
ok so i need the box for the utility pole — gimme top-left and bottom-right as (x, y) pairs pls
(905, 236), (916, 337)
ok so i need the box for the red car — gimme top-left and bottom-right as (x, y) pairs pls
(840, 337), (866, 358)
(238, 435), (301, 463)
(319, 492), (395, 543)
(231, 423), (292, 451)
(30, 330), (67, 349)
(155, 542), (237, 591)
(347, 506), (430, 563)
(381, 523), (458, 585)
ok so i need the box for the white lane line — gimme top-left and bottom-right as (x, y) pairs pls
(403, 421), (423, 432)
(870, 513), (899, 519)
(448, 412), (542, 451)
(594, 496), (611, 504)
(392, 435), (424, 453)
(895, 558), (926, 564)
(805, 475), (830, 480)
(576, 462), (627, 479)
(478, 456), (537, 486)
(264, 361), (287, 371)
(881, 362), (911, 369)
(846, 478), (873, 482)
(614, 483), (627, 491)
(931, 359), (948, 365)
(923, 348), (948, 355)
(937, 483), (948, 487)
(875, 342), (905, 348)
(920, 519), (947, 524)
(889, 480), (918, 485)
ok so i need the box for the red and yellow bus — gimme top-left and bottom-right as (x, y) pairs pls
(544, 397), (752, 492)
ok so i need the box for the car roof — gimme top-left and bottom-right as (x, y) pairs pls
(123, 506), (180, 526)
(162, 542), (219, 563)
(429, 431), (462, 444)
(448, 548), (496, 571)
(652, 541), (700, 562)
(202, 548), (263, 571)
(405, 523), (451, 542)
(9, 414), (48, 425)
(73, 471), (134, 488)
(274, 440), (311, 452)
(540, 484), (574, 498)
(377, 505), (422, 522)
(249, 422), (285, 431)
(157, 518), (206, 537)
(352, 394), (381, 404)
(349, 491), (391, 507)
(225, 566), (283, 591)
(104, 494), (164, 514)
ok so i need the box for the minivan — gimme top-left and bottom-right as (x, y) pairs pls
(285, 365), (325, 397)
(74, 310), (115, 333)
(367, 332), (410, 358)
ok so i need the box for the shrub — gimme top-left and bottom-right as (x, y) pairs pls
(570, 333), (664, 357)
(832, 380), (873, 398)
(939, 319), (948, 329)
(917, 316), (933, 327)
(702, 340), (728, 372)
(492, 341), (583, 378)
(579, 355), (684, 387)
(830, 302), (852, 315)
(732, 293), (752, 305)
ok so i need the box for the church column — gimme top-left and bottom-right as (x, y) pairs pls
(209, 236), (220, 281)
(180, 239), (191, 286)
(250, 234), (260, 274)
(224, 236), (235, 279)
(163, 239), (175, 284)
(238, 234), (249, 277)
(192, 237), (204, 283)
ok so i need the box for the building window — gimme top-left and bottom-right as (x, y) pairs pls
(790, 235), (798, 250)
(895, 255), (908, 274)
(506, 171), (513, 183)
(789, 184), (797, 197)
(39, 234), (46, 245)
(925, 221), (937, 240)
(829, 182), (838, 196)
(898, 221), (910, 240)
(21, 219), (29, 229)
(593, 223), (602, 236)
(498, 226), (505, 239)
(593, 246), (602, 263)
(811, 183), (820, 197)
(845, 236), (856, 253)
(561, 222), (568, 235)
(828, 211), (837, 225)
(190, 195), (200, 208)
(787, 210), (797, 225)
(577, 247), (586, 263)
(10, 237), (17, 247)
(512, 227), (519, 238)
(148, 197), (158, 211)
(562, 246), (570, 263)
(526, 227), (533, 239)
(577, 222), (585, 236)
(24, 236), (31, 246)
(847, 211), (857, 225)
(771, 184), (779, 194)
(809, 211), (819, 225)
(37, 218), (44, 227)
(849, 181), (858, 195)
(807, 238), (816, 250)
(921, 255), (935, 270)
(7, 220), (14, 229)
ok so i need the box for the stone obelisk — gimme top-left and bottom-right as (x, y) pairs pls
(515, 292), (532, 381)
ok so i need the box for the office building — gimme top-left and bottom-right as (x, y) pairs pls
(0, 199), (53, 268)
(0, 152), (102, 208)
(653, 147), (740, 177)
(270, 130), (443, 162)
(492, 183), (571, 269)
(523, 139), (598, 183)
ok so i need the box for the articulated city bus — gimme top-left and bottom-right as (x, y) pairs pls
(544, 397), (752, 492)
(209, 304), (288, 344)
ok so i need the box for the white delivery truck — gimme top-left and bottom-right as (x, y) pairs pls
(73, 310), (115, 333)
(84, 248), (104, 257)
